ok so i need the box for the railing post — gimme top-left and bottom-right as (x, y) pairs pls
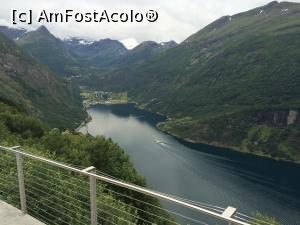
(83, 166), (97, 225)
(222, 206), (237, 225)
(15, 149), (27, 214)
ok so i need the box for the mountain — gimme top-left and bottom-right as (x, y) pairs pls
(113, 40), (177, 66)
(64, 37), (128, 68)
(84, 1), (300, 162)
(15, 26), (78, 75)
(0, 26), (177, 75)
(0, 32), (85, 129)
(0, 26), (28, 40)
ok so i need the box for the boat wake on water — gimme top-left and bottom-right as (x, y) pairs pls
(154, 138), (170, 148)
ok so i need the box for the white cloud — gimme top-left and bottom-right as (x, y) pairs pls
(120, 38), (139, 49)
(0, 0), (300, 44)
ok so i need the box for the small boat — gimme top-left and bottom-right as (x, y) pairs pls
(154, 139), (169, 145)
(154, 138), (163, 144)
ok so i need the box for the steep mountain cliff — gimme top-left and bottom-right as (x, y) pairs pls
(0, 32), (85, 129)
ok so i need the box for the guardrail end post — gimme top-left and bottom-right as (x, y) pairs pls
(222, 206), (237, 225)
(15, 149), (27, 214)
(83, 166), (97, 225)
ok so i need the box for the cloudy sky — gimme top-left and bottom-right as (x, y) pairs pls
(0, 0), (300, 48)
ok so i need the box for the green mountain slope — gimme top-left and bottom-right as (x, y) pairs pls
(0, 32), (85, 129)
(15, 26), (78, 75)
(84, 1), (300, 162)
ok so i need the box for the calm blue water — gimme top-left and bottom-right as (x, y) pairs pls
(80, 104), (300, 225)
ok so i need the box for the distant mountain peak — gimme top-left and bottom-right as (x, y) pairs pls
(0, 25), (28, 40)
(64, 37), (94, 46)
(36, 25), (50, 35)
(135, 41), (159, 49)
(132, 40), (177, 52)
(160, 41), (177, 48)
(263, 1), (279, 9)
(97, 38), (122, 45)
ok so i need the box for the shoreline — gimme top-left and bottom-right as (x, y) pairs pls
(131, 102), (300, 166)
(162, 128), (300, 166)
(75, 114), (92, 132)
(80, 102), (300, 166)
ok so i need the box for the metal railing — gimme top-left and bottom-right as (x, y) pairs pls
(0, 145), (267, 225)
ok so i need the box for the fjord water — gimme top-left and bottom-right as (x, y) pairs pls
(81, 104), (300, 225)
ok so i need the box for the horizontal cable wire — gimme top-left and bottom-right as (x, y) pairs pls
(235, 213), (276, 225)
(26, 168), (90, 194)
(101, 188), (208, 225)
(32, 163), (91, 186)
(0, 158), (17, 169)
(29, 164), (181, 225)
(27, 171), (89, 195)
(96, 191), (180, 225)
(235, 215), (272, 225)
(24, 174), (142, 224)
(25, 174), (90, 207)
(27, 206), (60, 225)
(0, 174), (18, 184)
(95, 168), (224, 213)
(234, 215), (261, 225)
(0, 192), (19, 203)
(27, 199), (74, 225)
(97, 214), (119, 225)
(26, 195), (88, 225)
(26, 183), (91, 216)
(0, 182), (19, 194)
(100, 186), (211, 225)
(0, 188), (20, 204)
(97, 199), (152, 225)
(0, 159), (16, 168)
(0, 183), (19, 193)
(0, 188), (18, 197)
(25, 176), (90, 205)
(97, 206), (136, 225)
(36, 167), (178, 225)
(26, 170), (159, 224)
(26, 189), (91, 222)
(0, 152), (16, 160)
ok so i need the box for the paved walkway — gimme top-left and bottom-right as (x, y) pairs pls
(0, 200), (45, 225)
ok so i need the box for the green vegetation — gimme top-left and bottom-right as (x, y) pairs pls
(0, 101), (174, 224)
(83, 1), (300, 163)
(0, 32), (85, 129)
(16, 26), (78, 75)
(158, 111), (300, 162)
(252, 213), (281, 225)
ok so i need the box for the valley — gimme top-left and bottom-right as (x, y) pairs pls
(1, 1), (300, 224)
(1, 1), (299, 163)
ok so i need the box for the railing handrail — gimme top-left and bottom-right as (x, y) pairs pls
(0, 145), (250, 225)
